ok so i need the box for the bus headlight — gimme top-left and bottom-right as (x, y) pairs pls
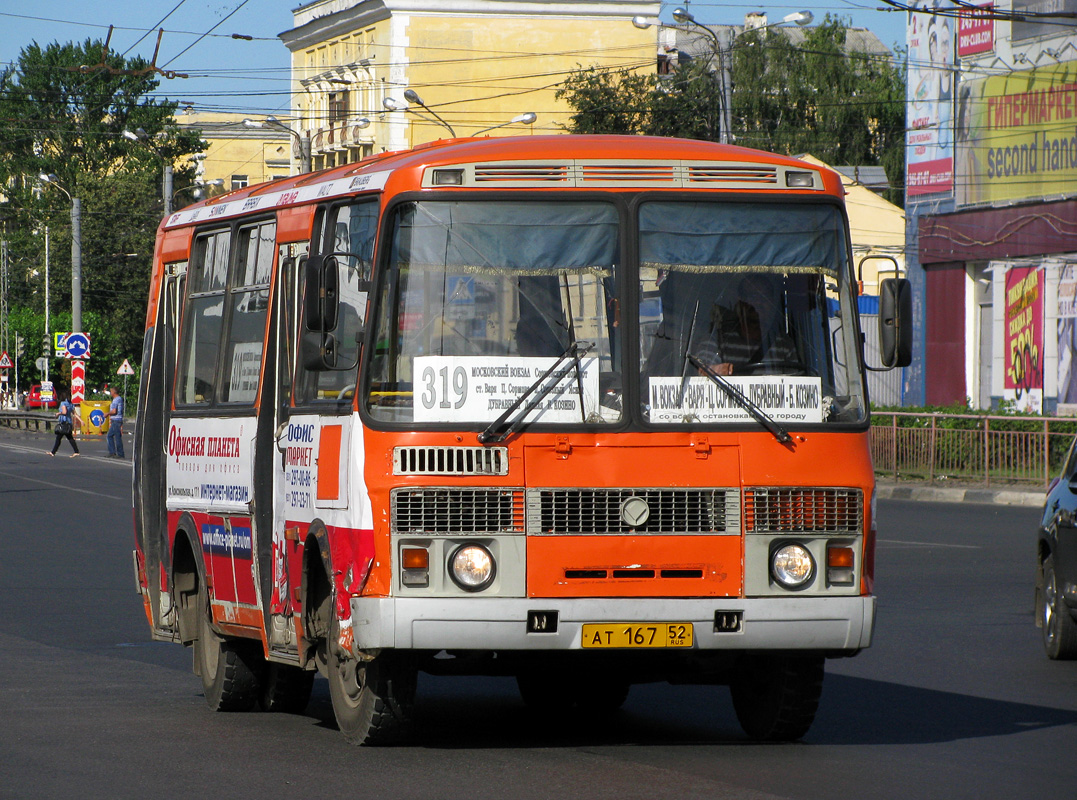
(771, 543), (815, 589)
(449, 544), (496, 591)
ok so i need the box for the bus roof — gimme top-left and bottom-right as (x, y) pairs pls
(161, 135), (842, 231)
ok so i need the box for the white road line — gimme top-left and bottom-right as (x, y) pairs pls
(879, 538), (981, 550)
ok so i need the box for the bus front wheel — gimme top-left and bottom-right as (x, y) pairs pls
(194, 584), (262, 711)
(729, 654), (824, 741)
(326, 611), (416, 745)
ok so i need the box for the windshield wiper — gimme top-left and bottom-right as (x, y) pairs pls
(686, 353), (793, 446)
(478, 341), (594, 444)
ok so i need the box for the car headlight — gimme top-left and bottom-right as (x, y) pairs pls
(772, 543), (815, 589)
(449, 544), (495, 591)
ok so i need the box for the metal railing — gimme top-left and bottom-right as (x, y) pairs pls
(0, 410), (58, 433)
(871, 411), (1077, 488)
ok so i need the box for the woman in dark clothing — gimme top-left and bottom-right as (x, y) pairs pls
(49, 391), (80, 457)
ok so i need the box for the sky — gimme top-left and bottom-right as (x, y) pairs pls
(0, 0), (911, 119)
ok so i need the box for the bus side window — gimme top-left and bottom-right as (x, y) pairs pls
(176, 229), (230, 405)
(221, 221), (275, 404)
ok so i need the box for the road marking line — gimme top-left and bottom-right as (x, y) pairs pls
(879, 538), (981, 550)
(0, 466), (126, 500)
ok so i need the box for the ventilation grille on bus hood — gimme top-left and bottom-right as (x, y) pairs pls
(394, 446), (509, 476)
(527, 488), (740, 535)
(391, 488), (525, 534)
(423, 160), (818, 190)
(744, 487), (863, 533)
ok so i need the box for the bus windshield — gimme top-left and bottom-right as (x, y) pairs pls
(364, 197), (866, 429)
(638, 201), (866, 426)
(366, 200), (622, 425)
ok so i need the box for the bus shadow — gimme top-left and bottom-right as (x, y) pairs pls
(302, 672), (1077, 748)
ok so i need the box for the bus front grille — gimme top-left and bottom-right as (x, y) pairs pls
(394, 446), (509, 476)
(526, 488), (740, 535)
(744, 487), (863, 533)
(391, 487), (525, 534)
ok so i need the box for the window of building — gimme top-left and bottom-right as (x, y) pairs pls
(231, 175), (249, 190)
(329, 91), (349, 124)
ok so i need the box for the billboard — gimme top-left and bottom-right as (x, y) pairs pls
(956, 62), (1077, 207)
(907, 1), (955, 197)
(956, 4), (994, 57)
(1004, 266), (1043, 413)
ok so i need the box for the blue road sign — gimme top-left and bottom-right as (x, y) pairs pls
(65, 332), (90, 359)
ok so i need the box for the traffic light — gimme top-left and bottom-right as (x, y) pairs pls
(15, 333), (24, 357)
(42, 333), (50, 358)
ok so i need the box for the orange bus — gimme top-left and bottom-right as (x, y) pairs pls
(132, 134), (910, 745)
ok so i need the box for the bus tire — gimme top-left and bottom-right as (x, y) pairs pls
(194, 584), (262, 712)
(729, 654), (824, 741)
(1042, 556), (1077, 660)
(326, 612), (416, 745)
(259, 663), (315, 713)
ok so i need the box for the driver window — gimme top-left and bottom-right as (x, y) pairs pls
(293, 199), (377, 406)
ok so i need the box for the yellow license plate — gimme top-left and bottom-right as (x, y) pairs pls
(581, 622), (694, 649)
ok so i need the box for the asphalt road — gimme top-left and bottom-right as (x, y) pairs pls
(1, 426), (1074, 800)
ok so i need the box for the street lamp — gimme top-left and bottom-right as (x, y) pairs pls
(473, 112), (538, 136)
(38, 173), (82, 336)
(243, 116), (312, 174)
(171, 179), (225, 208)
(635, 8), (813, 144)
(123, 128), (175, 215)
(383, 91), (457, 138)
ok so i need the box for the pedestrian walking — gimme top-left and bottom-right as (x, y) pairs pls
(107, 386), (125, 459)
(49, 391), (80, 457)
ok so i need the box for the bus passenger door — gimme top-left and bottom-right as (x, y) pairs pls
(134, 265), (184, 637)
(267, 242), (308, 655)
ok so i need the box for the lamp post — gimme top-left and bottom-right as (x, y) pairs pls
(634, 8), (813, 144)
(474, 112), (538, 136)
(38, 174), (81, 336)
(171, 179), (225, 208)
(383, 92), (457, 138)
(123, 128), (175, 215)
(243, 117), (312, 174)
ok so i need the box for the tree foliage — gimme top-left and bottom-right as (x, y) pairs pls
(0, 38), (205, 392)
(556, 15), (906, 205)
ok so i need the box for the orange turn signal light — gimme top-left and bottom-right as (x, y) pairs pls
(402, 547), (429, 570)
(827, 546), (854, 568)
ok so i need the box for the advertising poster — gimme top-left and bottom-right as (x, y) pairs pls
(956, 63), (1077, 208)
(1004, 266), (1043, 413)
(906, 0), (955, 196)
(956, 3), (994, 57)
(1057, 263), (1077, 405)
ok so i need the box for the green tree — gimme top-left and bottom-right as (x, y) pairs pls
(556, 15), (906, 205)
(0, 38), (205, 390)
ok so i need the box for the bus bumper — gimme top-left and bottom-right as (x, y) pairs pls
(349, 595), (875, 653)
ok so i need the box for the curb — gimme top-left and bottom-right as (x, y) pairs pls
(875, 481), (1045, 507)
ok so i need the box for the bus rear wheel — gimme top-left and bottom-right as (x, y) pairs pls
(326, 612), (416, 745)
(194, 584), (262, 712)
(729, 654), (824, 741)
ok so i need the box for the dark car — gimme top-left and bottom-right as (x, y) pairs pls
(1036, 438), (1077, 659)
(24, 384), (58, 410)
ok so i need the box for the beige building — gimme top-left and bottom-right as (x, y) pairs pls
(278, 0), (660, 170)
(174, 111), (293, 200)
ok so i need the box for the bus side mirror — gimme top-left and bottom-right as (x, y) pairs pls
(301, 330), (338, 371)
(879, 277), (912, 368)
(305, 254), (339, 332)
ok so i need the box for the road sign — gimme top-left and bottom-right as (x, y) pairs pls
(0, 351), (12, 369)
(35, 357), (48, 371)
(71, 360), (85, 404)
(64, 332), (91, 360)
(117, 359), (135, 376)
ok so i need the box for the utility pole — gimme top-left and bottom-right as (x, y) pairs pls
(71, 197), (82, 334)
(1, 239), (8, 353)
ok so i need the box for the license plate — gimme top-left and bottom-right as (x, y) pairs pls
(581, 622), (693, 649)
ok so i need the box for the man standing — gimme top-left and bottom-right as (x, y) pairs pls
(107, 386), (125, 459)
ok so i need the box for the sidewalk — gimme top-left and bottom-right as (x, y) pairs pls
(875, 478), (1045, 507)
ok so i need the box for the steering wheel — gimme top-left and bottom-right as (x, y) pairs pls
(739, 360), (807, 376)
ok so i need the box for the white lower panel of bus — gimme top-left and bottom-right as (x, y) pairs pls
(349, 595), (874, 653)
